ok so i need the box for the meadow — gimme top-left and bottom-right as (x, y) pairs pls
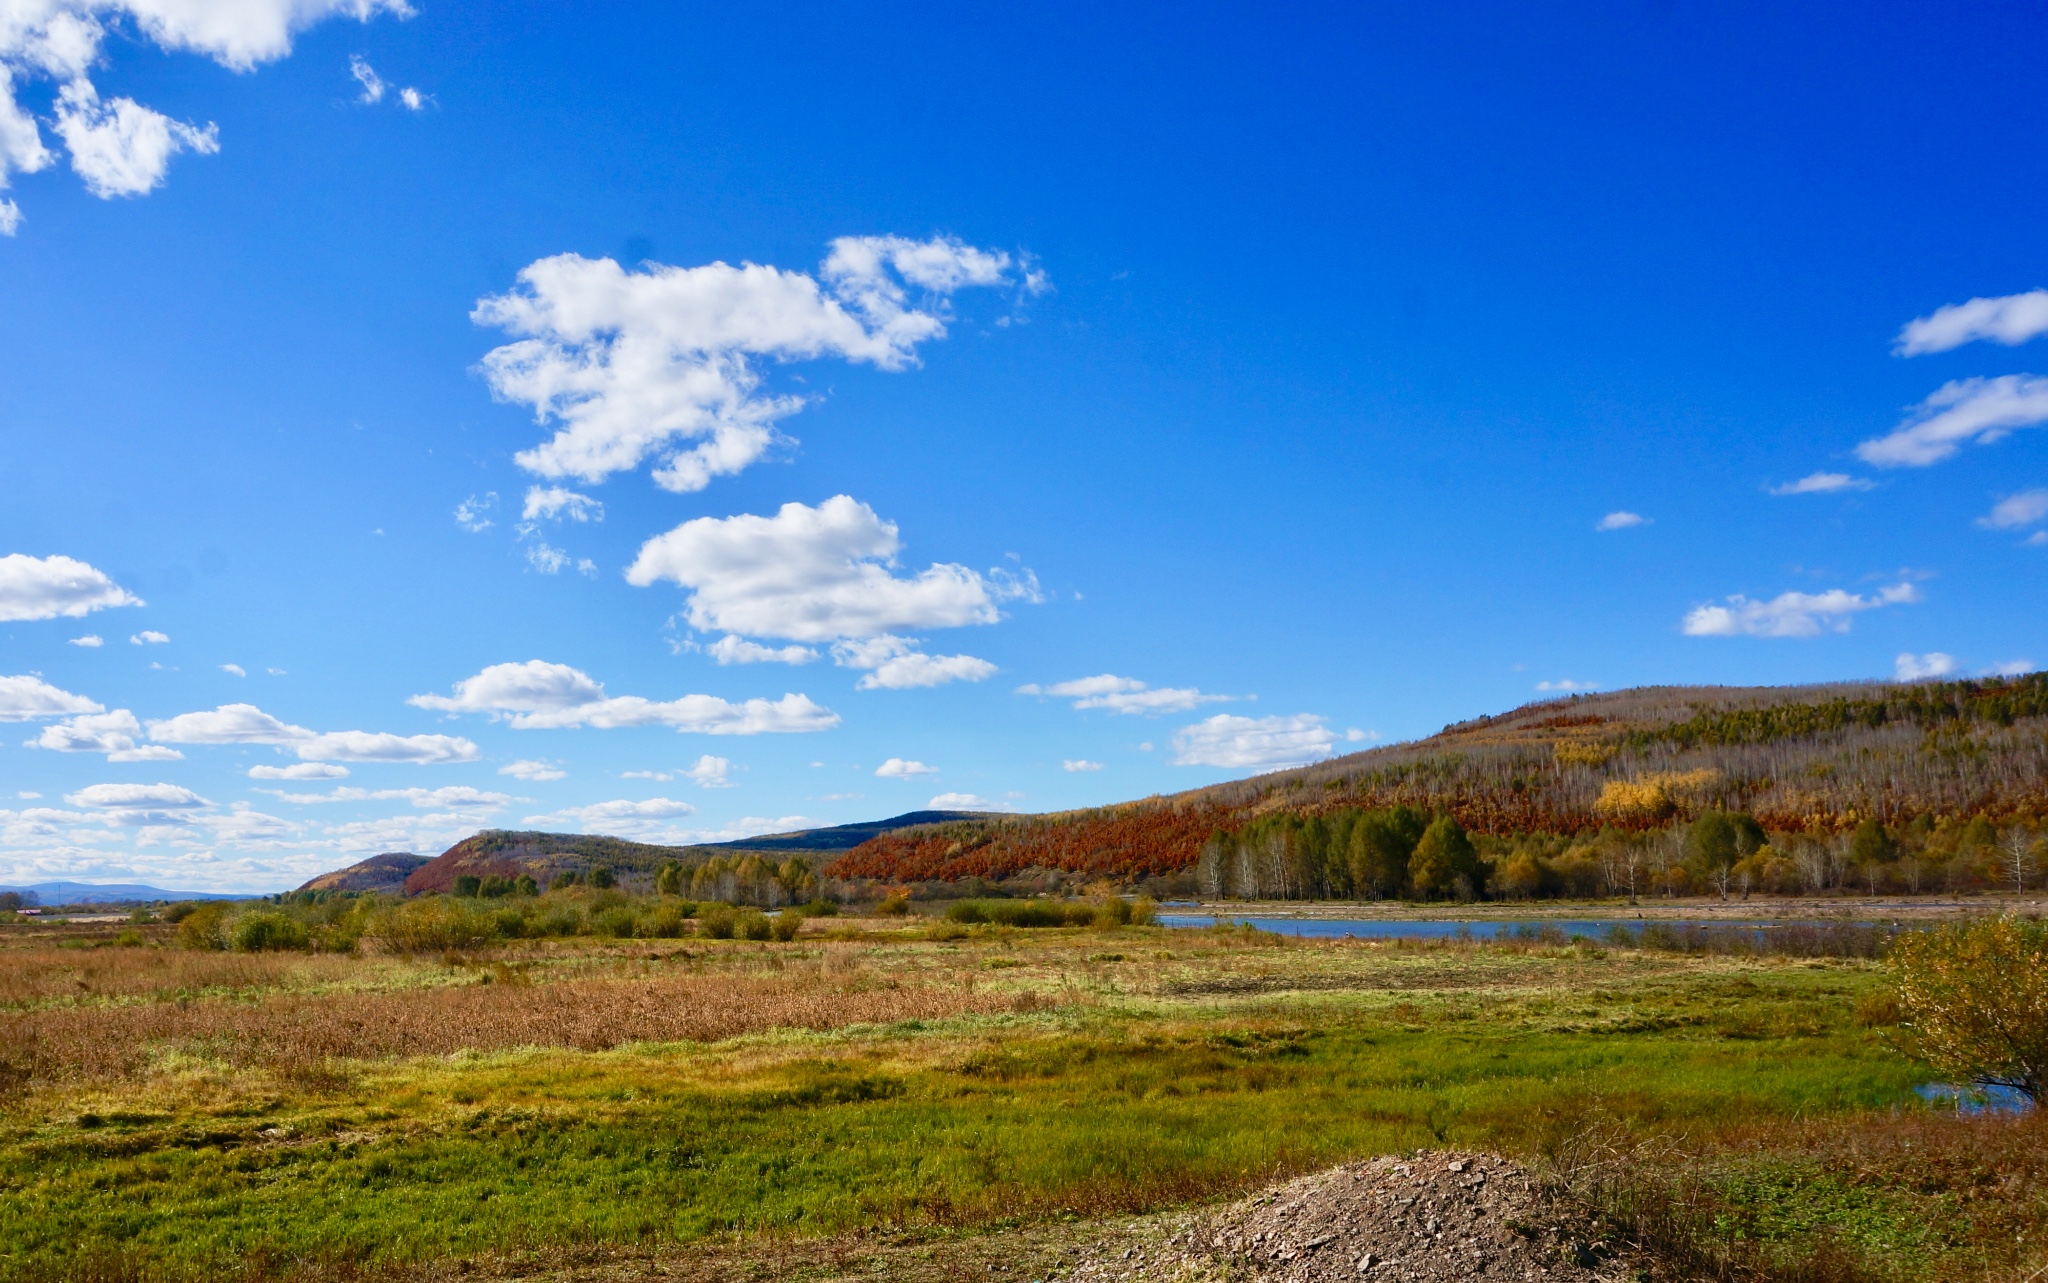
(0, 908), (2040, 1283)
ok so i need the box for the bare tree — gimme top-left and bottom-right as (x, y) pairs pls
(2003, 828), (2039, 894)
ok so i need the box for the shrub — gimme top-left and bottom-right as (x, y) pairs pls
(925, 920), (969, 942)
(231, 912), (310, 953)
(735, 908), (772, 941)
(1090, 897), (1133, 928)
(515, 874), (539, 897)
(176, 903), (231, 950)
(588, 866), (616, 890)
(365, 899), (499, 952)
(548, 871), (577, 891)
(768, 909), (803, 942)
(592, 906), (640, 939)
(1128, 895), (1158, 926)
(945, 898), (1093, 928)
(645, 904), (689, 938)
(536, 904), (584, 937)
(875, 893), (910, 916)
(698, 903), (737, 939)
(1890, 915), (2048, 1101)
(492, 907), (531, 939)
(453, 875), (482, 898)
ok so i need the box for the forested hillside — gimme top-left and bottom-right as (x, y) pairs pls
(826, 674), (2048, 897)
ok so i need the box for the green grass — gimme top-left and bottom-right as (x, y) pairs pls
(0, 941), (1929, 1282)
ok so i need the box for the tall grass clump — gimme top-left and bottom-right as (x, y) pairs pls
(945, 897), (1155, 928)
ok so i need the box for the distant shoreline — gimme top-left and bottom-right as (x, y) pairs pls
(1169, 893), (2047, 921)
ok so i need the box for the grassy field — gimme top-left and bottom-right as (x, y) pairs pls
(0, 914), (2037, 1282)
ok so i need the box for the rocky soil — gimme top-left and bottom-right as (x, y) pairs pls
(1063, 1151), (1628, 1283)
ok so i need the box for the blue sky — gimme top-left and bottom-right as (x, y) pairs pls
(2, 1), (2045, 890)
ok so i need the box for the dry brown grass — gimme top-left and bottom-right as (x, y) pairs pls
(0, 969), (1027, 1089)
(0, 944), (373, 1010)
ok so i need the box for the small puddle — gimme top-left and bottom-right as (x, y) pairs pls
(1914, 1082), (2034, 1115)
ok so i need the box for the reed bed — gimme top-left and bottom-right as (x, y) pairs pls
(0, 946), (374, 1010)
(0, 971), (1023, 1088)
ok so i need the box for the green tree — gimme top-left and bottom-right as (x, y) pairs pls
(1408, 815), (1480, 900)
(1850, 818), (1899, 866)
(453, 875), (482, 898)
(1348, 807), (1427, 899)
(587, 866), (616, 890)
(515, 874), (539, 897)
(655, 862), (683, 896)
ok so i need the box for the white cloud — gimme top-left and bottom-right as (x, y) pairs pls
(1978, 489), (2048, 531)
(0, 0), (409, 214)
(1345, 729), (1377, 743)
(1062, 759), (1102, 772)
(520, 797), (698, 840)
(1171, 713), (1336, 771)
(522, 486), (603, 522)
(524, 540), (593, 576)
(267, 667), (286, 676)
(498, 758), (565, 782)
(1769, 472), (1874, 496)
(145, 702), (478, 763)
(409, 659), (838, 734)
(830, 634), (995, 689)
(1856, 377), (2048, 468)
(28, 708), (181, 760)
(1681, 582), (1919, 638)
(130, 630), (168, 644)
(926, 792), (1012, 811)
(705, 634), (818, 665)
(66, 782), (207, 810)
(259, 785), (511, 811)
(50, 78), (217, 198)
(684, 754), (733, 788)
(454, 492), (497, 532)
(1595, 511), (1646, 531)
(397, 86), (424, 111)
(348, 53), (383, 103)
(69, 634), (102, 646)
(1895, 652), (1957, 682)
(0, 674), (100, 721)
(0, 199), (20, 235)
(1017, 672), (1232, 715)
(1537, 679), (1599, 692)
(628, 496), (1027, 642)
(0, 554), (140, 621)
(1986, 659), (2037, 677)
(1896, 290), (2048, 356)
(248, 763), (348, 780)
(220, 663), (245, 677)
(875, 757), (937, 778)
(472, 235), (1028, 493)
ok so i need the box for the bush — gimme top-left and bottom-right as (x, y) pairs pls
(1129, 895), (1158, 926)
(591, 906), (640, 939)
(946, 898), (1096, 928)
(515, 874), (539, 897)
(645, 904), (690, 938)
(875, 894), (910, 916)
(1890, 915), (2048, 1101)
(588, 866), (616, 890)
(736, 908), (772, 941)
(699, 903), (737, 939)
(769, 909), (803, 942)
(536, 904), (583, 937)
(453, 875), (482, 898)
(365, 899), (499, 952)
(231, 912), (309, 952)
(176, 903), (231, 950)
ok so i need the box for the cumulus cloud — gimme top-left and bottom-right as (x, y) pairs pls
(498, 758), (565, 782)
(1536, 679), (1598, 692)
(0, 0), (409, 220)
(1595, 511), (1646, 531)
(220, 663), (245, 677)
(704, 634), (817, 665)
(259, 785), (511, 811)
(472, 235), (1032, 492)
(1978, 489), (2048, 531)
(1896, 290), (2048, 356)
(397, 86), (424, 111)
(0, 554), (140, 620)
(145, 702), (479, 763)
(1986, 659), (2037, 677)
(66, 782), (207, 810)
(830, 635), (995, 690)
(1062, 759), (1103, 772)
(28, 709), (181, 760)
(69, 634), (102, 646)
(628, 496), (1030, 642)
(130, 630), (167, 644)
(1769, 472), (1874, 496)
(1681, 582), (1919, 638)
(520, 797), (699, 840)
(1016, 673), (1233, 715)
(1171, 713), (1336, 771)
(926, 792), (1012, 811)
(454, 492), (497, 531)
(0, 674), (100, 721)
(1856, 377), (2048, 468)
(522, 487), (603, 522)
(683, 754), (733, 787)
(247, 763), (348, 780)
(1895, 652), (1957, 682)
(409, 659), (838, 734)
(875, 757), (936, 778)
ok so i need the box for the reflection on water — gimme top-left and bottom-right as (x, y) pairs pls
(1915, 1082), (2035, 1115)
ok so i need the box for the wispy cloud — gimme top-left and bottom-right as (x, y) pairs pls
(1856, 376), (2048, 468)
(1682, 582), (1919, 638)
(1896, 289), (2048, 356)
(1894, 652), (1956, 682)
(1768, 472), (1873, 496)
(1595, 511), (1646, 532)
(1978, 489), (2048, 531)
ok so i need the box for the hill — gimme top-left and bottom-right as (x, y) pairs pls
(826, 674), (2048, 884)
(295, 853), (429, 895)
(0, 882), (261, 907)
(396, 811), (991, 895)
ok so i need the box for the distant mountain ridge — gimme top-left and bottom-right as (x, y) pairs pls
(0, 881), (261, 906)
(296, 853), (429, 895)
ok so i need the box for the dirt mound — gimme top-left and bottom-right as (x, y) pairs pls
(1067, 1151), (1626, 1282)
